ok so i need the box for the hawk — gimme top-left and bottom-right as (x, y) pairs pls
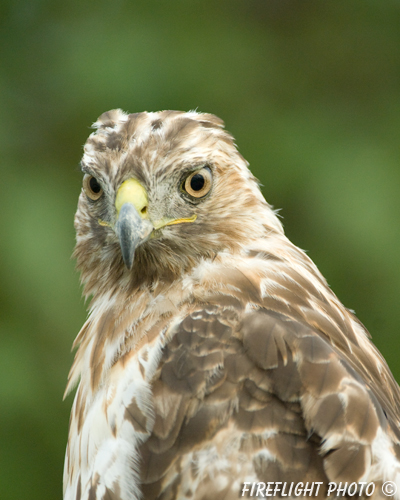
(64, 109), (400, 500)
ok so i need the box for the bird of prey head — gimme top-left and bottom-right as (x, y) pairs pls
(73, 109), (282, 297)
(65, 110), (400, 500)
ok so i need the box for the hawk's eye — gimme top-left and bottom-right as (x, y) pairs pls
(83, 174), (103, 201)
(183, 167), (212, 199)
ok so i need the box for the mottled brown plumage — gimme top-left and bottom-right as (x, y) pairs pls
(64, 110), (400, 500)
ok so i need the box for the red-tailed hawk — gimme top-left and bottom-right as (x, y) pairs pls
(64, 110), (400, 500)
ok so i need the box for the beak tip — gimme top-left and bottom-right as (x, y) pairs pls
(121, 250), (135, 270)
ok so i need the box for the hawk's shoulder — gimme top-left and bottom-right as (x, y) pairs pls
(128, 301), (400, 498)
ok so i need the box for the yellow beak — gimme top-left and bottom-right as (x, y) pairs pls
(114, 179), (153, 269)
(115, 179), (149, 218)
(114, 178), (198, 269)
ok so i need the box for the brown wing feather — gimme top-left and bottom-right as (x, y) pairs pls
(130, 303), (398, 499)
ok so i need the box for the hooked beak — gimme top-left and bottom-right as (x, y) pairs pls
(114, 179), (153, 269)
(115, 203), (153, 269)
(113, 178), (198, 270)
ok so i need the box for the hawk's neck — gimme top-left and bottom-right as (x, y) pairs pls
(66, 234), (367, 401)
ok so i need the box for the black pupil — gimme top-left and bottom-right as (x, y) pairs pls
(89, 177), (101, 194)
(190, 173), (205, 191)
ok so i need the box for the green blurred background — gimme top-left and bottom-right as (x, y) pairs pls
(1, 1), (400, 498)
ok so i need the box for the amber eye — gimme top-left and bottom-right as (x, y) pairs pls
(183, 167), (212, 199)
(83, 174), (103, 200)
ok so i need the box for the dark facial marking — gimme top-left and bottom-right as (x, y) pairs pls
(151, 119), (163, 131)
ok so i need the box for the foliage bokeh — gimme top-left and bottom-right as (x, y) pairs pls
(1, 1), (400, 498)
